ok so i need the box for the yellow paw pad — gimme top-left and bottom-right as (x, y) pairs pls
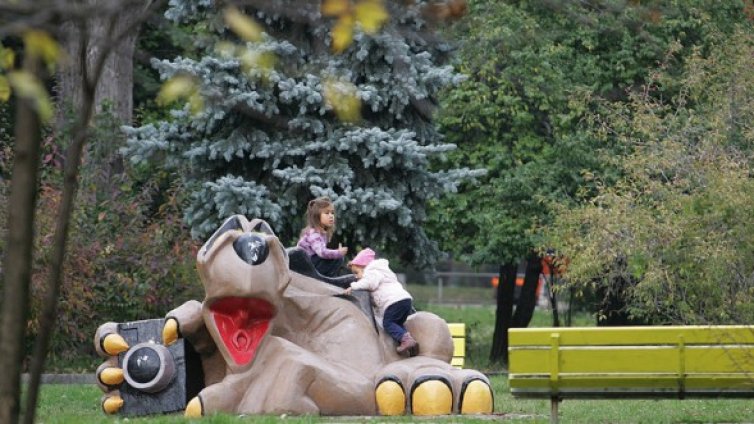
(460, 379), (493, 414)
(376, 379), (405, 416)
(411, 378), (452, 416)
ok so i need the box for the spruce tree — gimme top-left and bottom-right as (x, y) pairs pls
(123, 1), (480, 268)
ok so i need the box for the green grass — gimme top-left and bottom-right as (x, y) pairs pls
(408, 284), (496, 305)
(34, 378), (754, 423)
(417, 300), (594, 372)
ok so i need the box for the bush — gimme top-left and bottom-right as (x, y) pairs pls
(6, 108), (206, 365)
(545, 29), (754, 325)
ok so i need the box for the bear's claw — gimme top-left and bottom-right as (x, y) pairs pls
(459, 378), (493, 414)
(410, 376), (453, 415)
(375, 377), (406, 416)
(185, 396), (203, 417)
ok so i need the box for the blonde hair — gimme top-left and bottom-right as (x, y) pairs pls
(301, 196), (335, 239)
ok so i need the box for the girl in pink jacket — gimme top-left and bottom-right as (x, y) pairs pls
(297, 197), (348, 277)
(344, 248), (417, 355)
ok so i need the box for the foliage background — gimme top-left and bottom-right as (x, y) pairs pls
(3, 0), (754, 364)
(1, 108), (202, 364)
(123, 0), (481, 269)
(430, 0), (752, 266)
(544, 28), (754, 325)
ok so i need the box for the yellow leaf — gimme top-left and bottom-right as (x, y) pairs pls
(354, 0), (388, 34)
(215, 41), (237, 58)
(256, 51), (276, 71)
(188, 92), (204, 116)
(156, 75), (197, 106)
(7, 71), (53, 121)
(1, 47), (15, 69)
(323, 78), (361, 123)
(332, 15), (354, 53)
(0, 75), (10, 101)
(223, 7), (263, 42)
(239, 49), (276, 74)
(23, 30), (60, 72)
(322, 0), (350, 16)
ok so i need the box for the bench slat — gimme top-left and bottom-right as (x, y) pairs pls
(510, 374), (754, 389)
(509, 326), (754, 346)
(448, 322), (465, 369)
(448, 323), (465, 337)
(510, 345), (754, 374)
(453, 338), (466, 356)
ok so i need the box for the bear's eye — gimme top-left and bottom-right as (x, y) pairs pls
(233, 233), (269, 265)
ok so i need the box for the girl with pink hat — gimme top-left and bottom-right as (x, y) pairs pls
(344, 248), (417, 355)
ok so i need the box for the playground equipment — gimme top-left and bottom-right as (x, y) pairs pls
(94, 215), (492, 417)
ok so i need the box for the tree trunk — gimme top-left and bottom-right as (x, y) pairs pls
(511, 254), (542, 328)
(543, 261), (560, 327)
(549, 276), (560, 327)
(57, 7), (141, 126)
(490, 263), (517, 365)
(565, 285), (573, 327)
(0, 58), (43, 424)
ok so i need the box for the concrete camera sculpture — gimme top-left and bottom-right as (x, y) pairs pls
(95, 318), (205, 416)
(94, 215), (493, 417)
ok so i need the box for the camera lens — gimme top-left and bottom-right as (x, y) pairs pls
(122, 342), (176, 393)
(127, 346), (161, 384)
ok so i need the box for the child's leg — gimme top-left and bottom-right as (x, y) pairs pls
(382, 299), (413, 343)
(310, 255), (344, 277)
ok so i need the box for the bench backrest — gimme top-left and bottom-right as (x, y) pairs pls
(448, 322), (465, 369)
(509, 326), (754, 398)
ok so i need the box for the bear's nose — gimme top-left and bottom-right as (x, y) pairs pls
(233, 233), (269, 265)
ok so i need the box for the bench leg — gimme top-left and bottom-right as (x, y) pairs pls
(550, 396), (559, 424)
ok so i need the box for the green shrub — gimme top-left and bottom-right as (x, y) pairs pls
(18, 109), (204, 365)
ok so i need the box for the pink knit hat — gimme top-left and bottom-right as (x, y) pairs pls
(350, 248), (376, 267)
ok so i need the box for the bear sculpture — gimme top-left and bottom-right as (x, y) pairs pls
(94, 215), (493, 416)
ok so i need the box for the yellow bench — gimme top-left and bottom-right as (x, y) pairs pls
(509, 325), (754, 423)
(448, 322), (465, 369)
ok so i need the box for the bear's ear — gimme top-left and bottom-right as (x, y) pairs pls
(202, 215), (250, 254)
(248, 219), (275, 236)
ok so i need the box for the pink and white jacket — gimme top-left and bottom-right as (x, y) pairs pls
(350, 259), (412, 322)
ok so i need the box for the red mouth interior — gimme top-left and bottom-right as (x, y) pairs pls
(210, 297), (275, 366)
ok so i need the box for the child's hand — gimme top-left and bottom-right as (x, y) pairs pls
(338, 243), (348, 256)
(344, 287), (352, 296)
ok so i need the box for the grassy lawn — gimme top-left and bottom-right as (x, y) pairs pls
(408, 283), (498, 305)
(417, 295), (594, 372)
(34, 378), (754, 423)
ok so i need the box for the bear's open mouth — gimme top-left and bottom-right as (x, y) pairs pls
(209, 297), (275, 366)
